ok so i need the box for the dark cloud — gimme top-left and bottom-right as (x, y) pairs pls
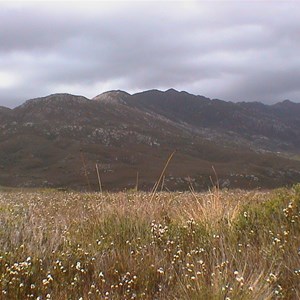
(1, 1), (300, 107)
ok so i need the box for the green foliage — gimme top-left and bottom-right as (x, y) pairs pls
(95, 213), (151, 248)
(234, 185), (300, 244)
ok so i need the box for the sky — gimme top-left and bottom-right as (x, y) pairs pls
(1, 0), (300, 108)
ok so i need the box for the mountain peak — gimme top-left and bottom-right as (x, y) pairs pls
(92, 90), (130, 104)
(272, 99), (299, 109)
(278, 99), (296, 105)
(19, 93), (88, 107)
(14, 94), (90, 116)
(165, 88), (179, 93)
(0, 106), (11, 112)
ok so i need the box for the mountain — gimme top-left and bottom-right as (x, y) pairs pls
(127, 91), (300, 151)
(1, 89), (300, 191)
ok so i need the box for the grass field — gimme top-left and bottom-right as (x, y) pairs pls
(0, 186), (299, 299)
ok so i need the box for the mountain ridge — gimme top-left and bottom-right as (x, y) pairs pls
(2, 88), (299, 110)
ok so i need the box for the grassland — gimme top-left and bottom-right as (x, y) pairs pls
(0, 186), (299, 299)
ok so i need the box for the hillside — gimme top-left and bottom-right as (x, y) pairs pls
(0, 89), (300, 190)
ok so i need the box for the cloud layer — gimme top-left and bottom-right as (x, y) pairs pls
(1, 1), (300, 107)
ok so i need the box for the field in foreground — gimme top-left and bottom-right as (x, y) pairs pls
(0, 187), (299, 299)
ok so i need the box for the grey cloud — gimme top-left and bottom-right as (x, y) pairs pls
(228, 68), (300, 101)
(1, 1), (300, 107)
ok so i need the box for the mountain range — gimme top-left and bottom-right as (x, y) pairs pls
(1, 89), (300, 191)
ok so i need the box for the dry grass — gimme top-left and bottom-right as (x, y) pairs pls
(0, 186), (299, 299)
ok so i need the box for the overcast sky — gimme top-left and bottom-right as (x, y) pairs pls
(1, 1), (300, 107)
